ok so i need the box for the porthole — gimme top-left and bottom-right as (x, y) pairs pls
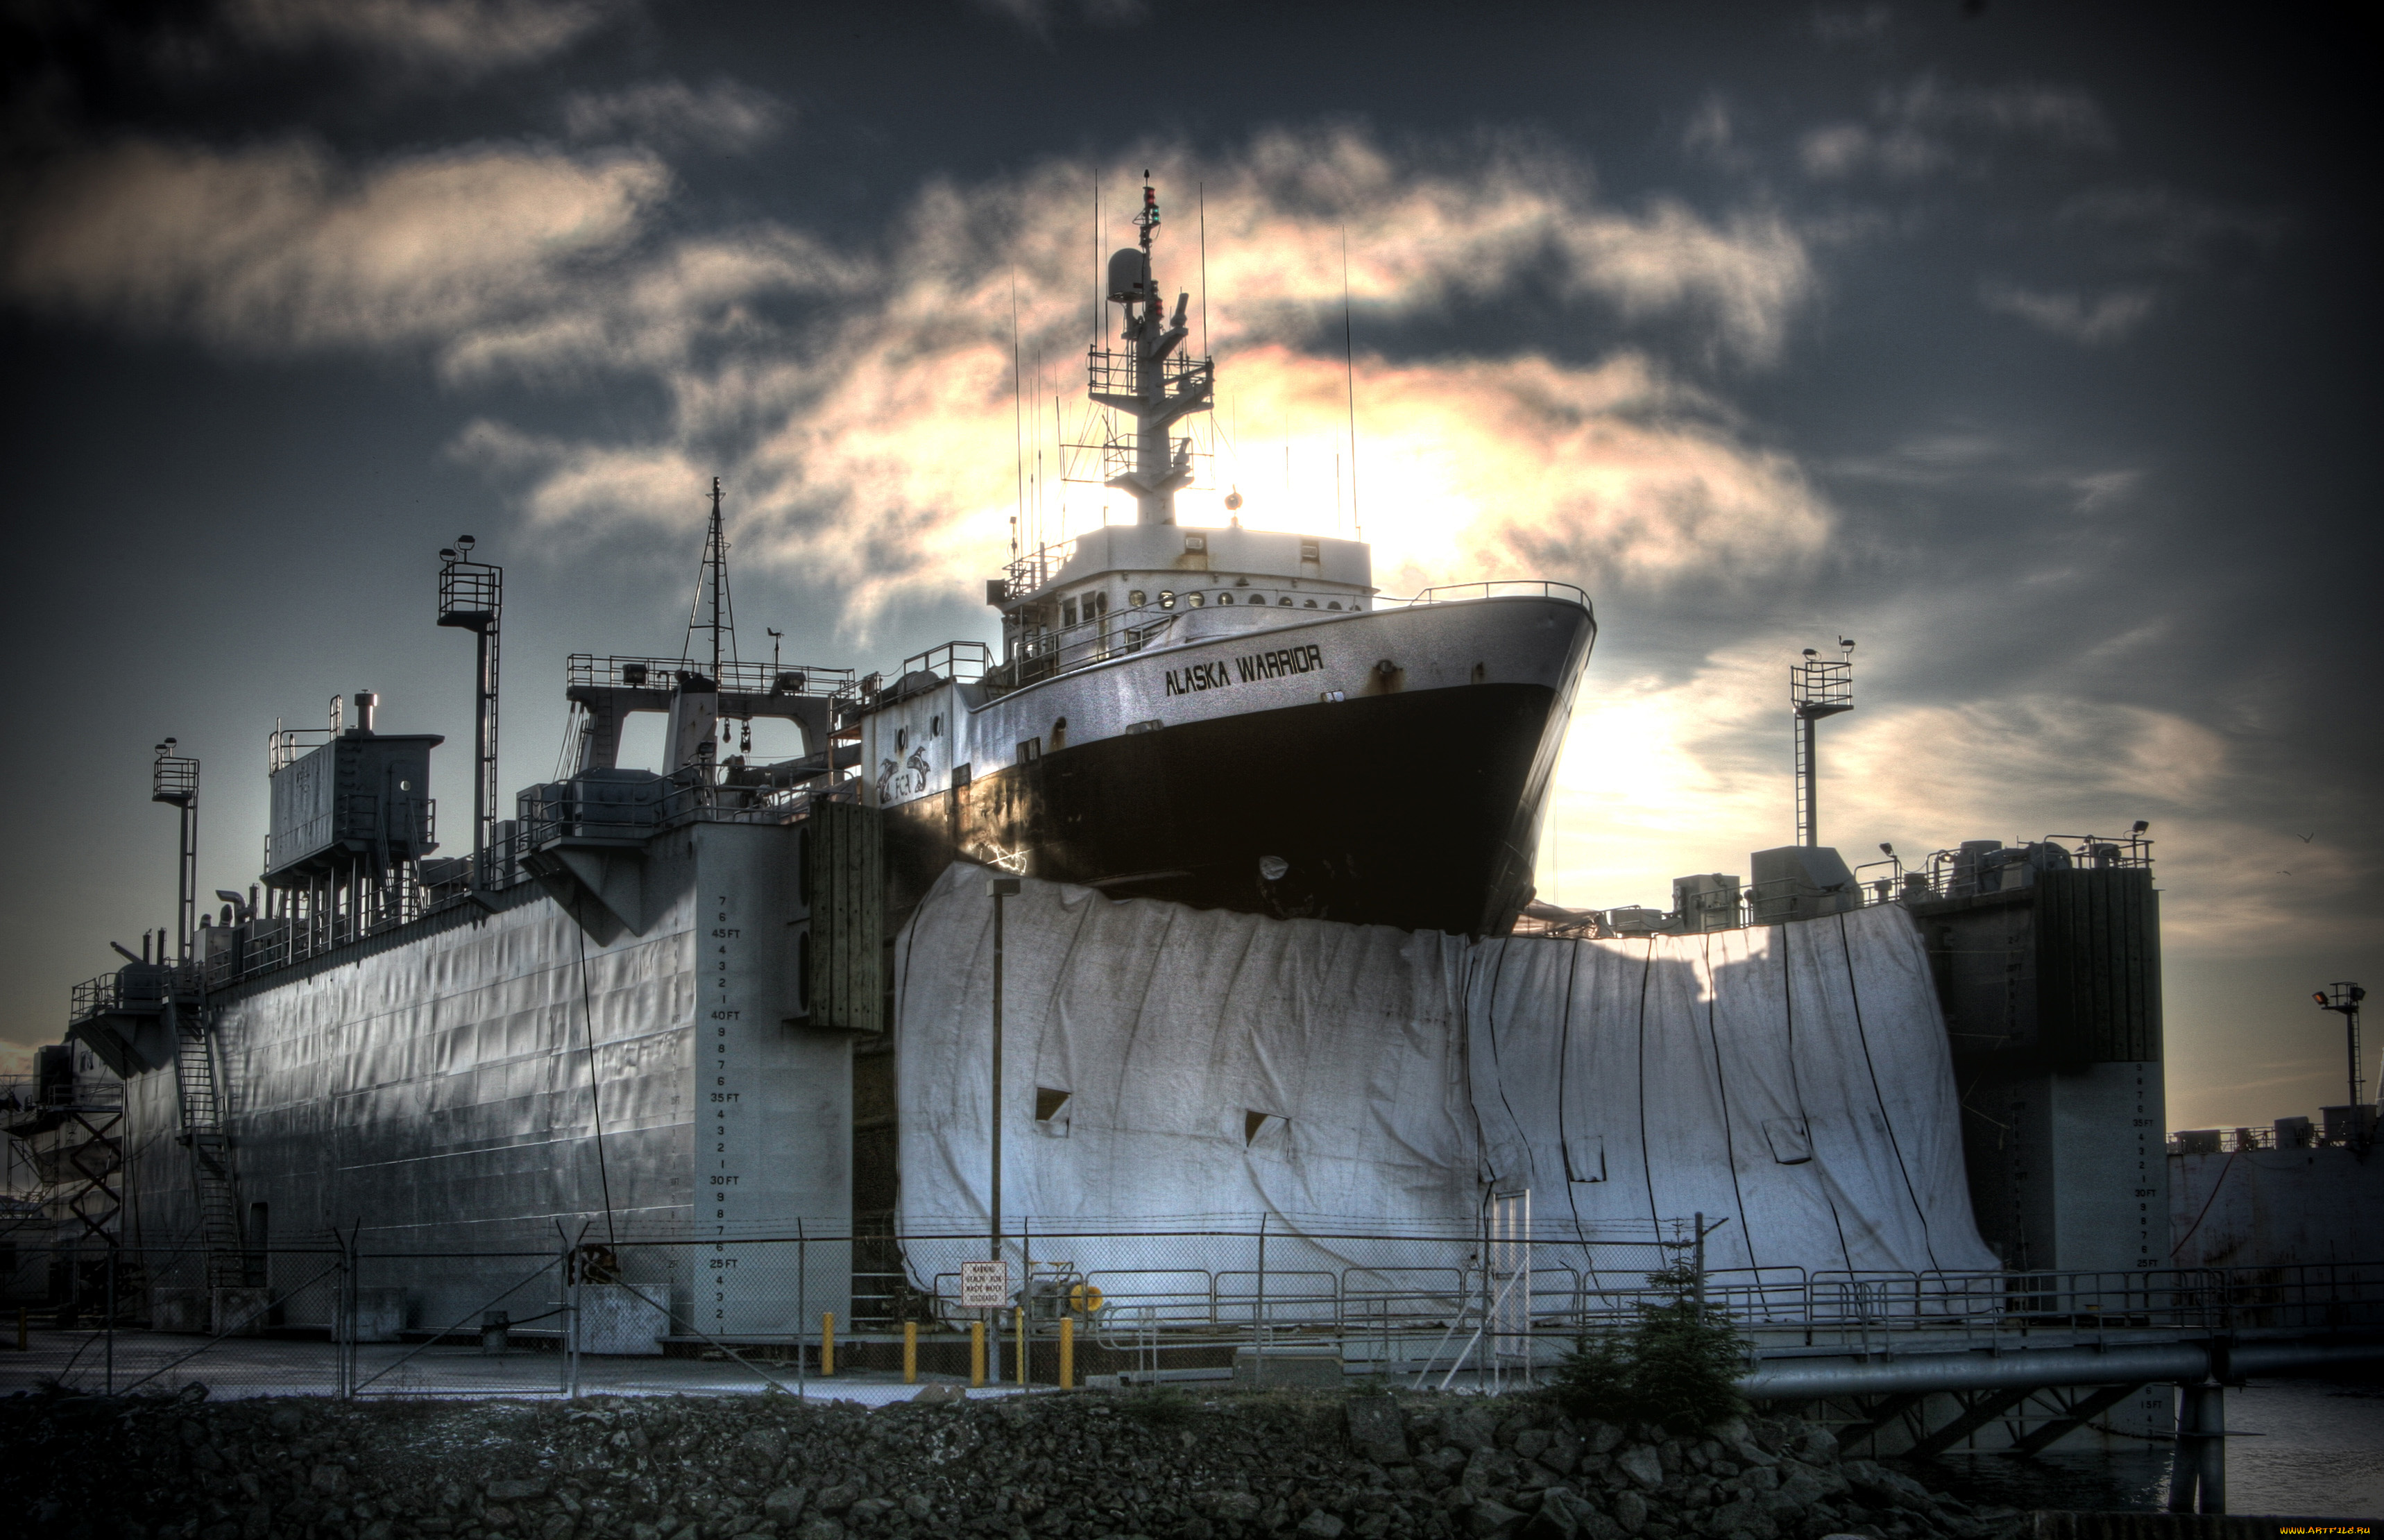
(1129, 589), (1147, 606)
(1159, 590), (1176, 609)
(1304, 599), (1318, 608)
(1219, 592), (1234, 604)
(1327, 602), (1342, 611)
(896, 726), (908, 752)
(399, 779), (411, 790)
(931, 714), (942, 737)
(1277, 595), (1293, 607)
(1189, 591), (1206, 608)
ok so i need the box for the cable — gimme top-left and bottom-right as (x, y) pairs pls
(1341, 230), (1359, 539)
(2170, 1148), (2240, 1258)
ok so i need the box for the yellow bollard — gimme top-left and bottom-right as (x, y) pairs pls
(969, 1319), (986, 1387)
(821, 1312), (835, 1377)
(903, 1320), (918, 1384)
(1015, 1306), (1028, 1387)
(1059, 1314), (1073, 1390)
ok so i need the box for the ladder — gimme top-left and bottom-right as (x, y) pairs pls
(166, 992), (245, 1290)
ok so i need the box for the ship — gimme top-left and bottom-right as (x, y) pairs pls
(840, 180), (1597, 936)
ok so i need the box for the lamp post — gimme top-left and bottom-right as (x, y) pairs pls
(987, 874), (1021, 1263)
(151, 740), (200, 964)
(2315, 983), (2369, 1146)
(437, 538), (502, 889)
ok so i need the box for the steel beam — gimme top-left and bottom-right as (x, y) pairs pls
(1905, 1387), (2038, 1457)
(1743, 1337), (2384, 1398)
(2007, 1382), (2146, 1455)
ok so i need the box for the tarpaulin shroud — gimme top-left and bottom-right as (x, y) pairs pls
(894, 865), (1995, 1302)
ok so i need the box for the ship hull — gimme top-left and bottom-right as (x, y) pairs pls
(871, 595), (1594, 936)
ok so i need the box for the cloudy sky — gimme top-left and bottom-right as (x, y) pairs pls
(1, 0), (2375, 1129)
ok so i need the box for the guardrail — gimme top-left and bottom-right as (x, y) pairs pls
(565, 654), (853, 696)
(7, 1232), (2376, 1403)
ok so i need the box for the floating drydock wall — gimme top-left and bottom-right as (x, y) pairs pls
(2170, 1144), (2384, 1268)
(892, 864), (1995, 1287)
(117, 821), (852, 1340)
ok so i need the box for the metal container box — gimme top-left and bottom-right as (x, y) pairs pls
(266, 733), (442, 880)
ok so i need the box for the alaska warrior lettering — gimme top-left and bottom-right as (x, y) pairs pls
(1164, 644), (1327, 696)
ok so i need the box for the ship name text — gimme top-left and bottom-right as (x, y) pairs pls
(1164, 644), (1326, 697)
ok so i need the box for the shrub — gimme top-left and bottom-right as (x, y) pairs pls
(1551, 1261), (1745, 1434)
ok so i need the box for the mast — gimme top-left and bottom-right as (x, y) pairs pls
(709, 479), (724, 681)
(683, 477), (738, 681)
(1087, 176), (1214, 526)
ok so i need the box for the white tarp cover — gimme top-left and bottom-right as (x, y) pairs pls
(890, 864), (1482, 1300)
(1466, 909), (1997, 1278)
(894, 865), (1995, 1292)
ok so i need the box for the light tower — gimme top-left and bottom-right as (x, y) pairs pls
(1790, 638), (1855, 848)
(437, 536), (502, 889)
(151, 740), (200, 964)
(2315, 982), (2370, 1146)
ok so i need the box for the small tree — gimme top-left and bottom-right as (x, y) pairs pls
(1552, 1259), (1746, 1434)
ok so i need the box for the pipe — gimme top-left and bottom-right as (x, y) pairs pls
(1741, 1337), (2384, 1399)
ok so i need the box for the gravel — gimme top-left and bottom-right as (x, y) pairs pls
(0, 1382), (2025, 1540)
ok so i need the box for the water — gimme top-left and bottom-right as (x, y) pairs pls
(1906, 1378), (2384, 1519)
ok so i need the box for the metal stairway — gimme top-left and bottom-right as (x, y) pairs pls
(167, 993), (244, 1290)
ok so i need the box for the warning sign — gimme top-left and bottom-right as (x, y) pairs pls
(960, 1260), (1010, 1308)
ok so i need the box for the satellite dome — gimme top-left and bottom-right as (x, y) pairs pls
(1107, 248), (1152, 304)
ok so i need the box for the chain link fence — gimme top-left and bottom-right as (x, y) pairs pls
(3, 1226), (2378, 1402)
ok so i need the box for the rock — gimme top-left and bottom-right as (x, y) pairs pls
(268, 1408), (305, 1437)
(740, 1428), (790, 1468)
(901, 1493), (934, 1520)
(1421, 1446), (1470, 1479)
(793, 1521), (844, 1540)
(1612, 1447), (1663, 1491)
(1512, 1430), (1553, 1462)
(848, 1497), (896, 1524)
(1793, 1429), (1838, 1464)
(1447, 1405), (1503, 1454)
(1611, 1491), (1647, 1534)
(1463, 1449), (1519, 1496)
(1297, 1514), (1347, 1538)
(311, 1466), (349, 1497)
(762, 1487), (807, 1525)
(1584, 1423), (1624, 1457)
(489, 1479), (552, 1504)
(910, 1383), (967, 1405)
(1536, 1429), (1583, 1477)
(1205, 1493), (1263, 1523)
(1518, 1489), (1601, 1539)
(1703, 1500), (1775, 1539)
(1469, 1498), (1527, 1537)
(813, 1483), (863, 1515)
(1345, 1396), (1409, 1466)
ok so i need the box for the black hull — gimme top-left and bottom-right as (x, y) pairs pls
(884, 682), (1567, 937)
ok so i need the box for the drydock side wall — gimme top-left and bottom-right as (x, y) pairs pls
(892, 864), (1995, 1287)
(117, 821), (851, 1340)
(1919, 870), (2167, 1274)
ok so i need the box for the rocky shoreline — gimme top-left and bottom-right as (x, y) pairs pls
(4, 1384), (2020, 1540)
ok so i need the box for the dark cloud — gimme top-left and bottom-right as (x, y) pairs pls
(0, 0), (2374, 1132)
